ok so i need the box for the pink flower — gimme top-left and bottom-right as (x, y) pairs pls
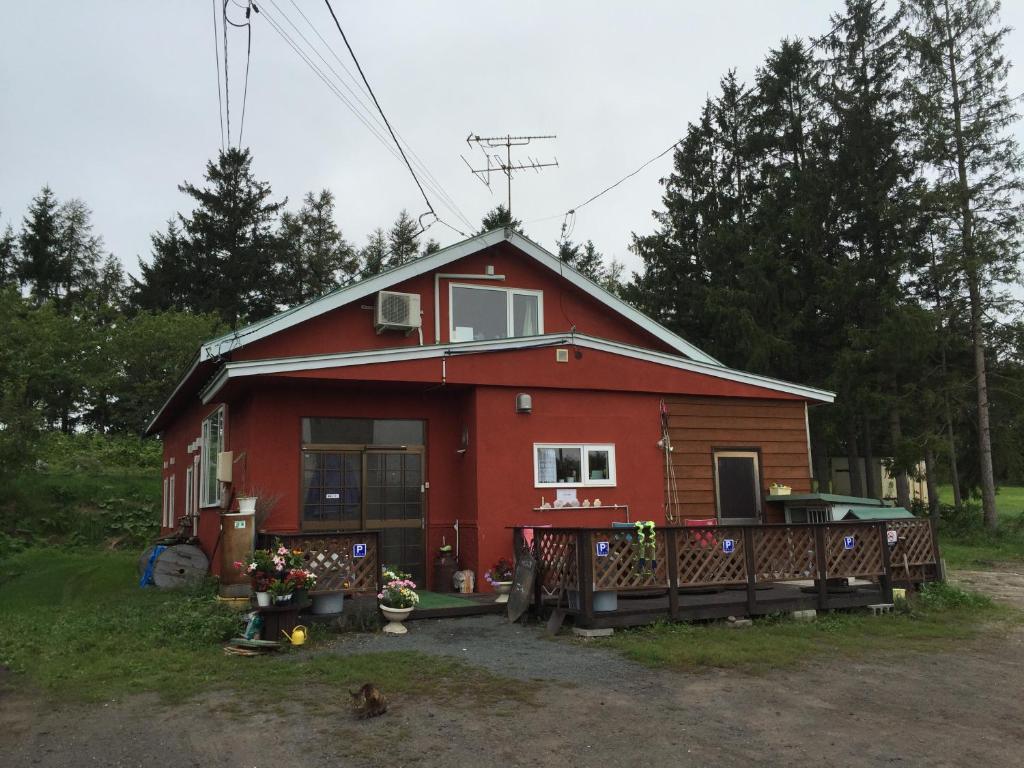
(277, 546), (289, 556)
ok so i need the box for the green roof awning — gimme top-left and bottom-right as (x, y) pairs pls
(841, 506), (916, 520)
(765, 493), (886, 506)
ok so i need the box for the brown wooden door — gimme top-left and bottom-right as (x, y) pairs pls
(364, 450), (425, 584)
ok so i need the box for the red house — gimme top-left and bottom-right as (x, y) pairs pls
(147, 228), (833, 589)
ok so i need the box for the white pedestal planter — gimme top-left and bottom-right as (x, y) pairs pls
(492, 581), (513, 603)
(236, 497), (258, 514)
(380, 605), (414, 634)
(255, 591), (271, 607)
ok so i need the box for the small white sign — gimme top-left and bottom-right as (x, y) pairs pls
(325, 492), (341, 500)
(722, 538), (735, 554)
(596, 541), (609, 557)
(843, 535), (856, 550)
(886, 529), (899, 546)
(233, 520), (246, 529)
(556, 488), (579, 505)
(353, 543), (367, 558)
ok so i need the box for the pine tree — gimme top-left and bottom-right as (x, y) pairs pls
(387, 210), (420, 268)
(0, 221), (16, 285)
(906, 0), (1024, 528)
(558, 239), (607, 282)
(132, 219), (194, 313)
(173, 148), (286, 325)
(421, 238), (441, 257)
(16, 186), (62, 304)
(360, 228), (388, 277)
(277, 190), (357, 305)
(479, 204), (522, 233)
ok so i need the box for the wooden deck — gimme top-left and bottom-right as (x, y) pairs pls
(522, 519), (940, 629)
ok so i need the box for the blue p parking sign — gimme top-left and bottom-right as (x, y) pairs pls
(596, 541), (610, 557)
(353, 543), (367, 558)
(843, 536), (855, 550)
(722, 538), (735, 554)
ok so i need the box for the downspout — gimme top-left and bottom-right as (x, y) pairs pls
(434, 272), (506, 344)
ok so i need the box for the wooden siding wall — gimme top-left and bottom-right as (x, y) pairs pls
(665, 396), (812, 520)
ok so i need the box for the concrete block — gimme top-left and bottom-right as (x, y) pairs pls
(573, 627), (614, 638)
(726, 618), (753, 628)
(868, 603), (894, 616)
(791, 609), (817, 622)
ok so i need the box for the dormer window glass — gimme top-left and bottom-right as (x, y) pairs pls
(449, 284), (543, 342)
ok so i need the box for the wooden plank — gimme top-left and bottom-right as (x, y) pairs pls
(666, 529), (680, 619)
(662, 396), (803, 411)
(580, 531), (594, 627)
(814, 527), (829, 611)
(667, 415), (808, 431)
(667, 428), (808, 444)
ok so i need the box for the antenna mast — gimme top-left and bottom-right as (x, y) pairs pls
(462, 133), (558, 218)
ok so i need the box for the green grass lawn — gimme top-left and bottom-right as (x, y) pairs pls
(935, 484), (1024, 569)
(0, 549), (517, 705)
(600, 584), (1012, 673)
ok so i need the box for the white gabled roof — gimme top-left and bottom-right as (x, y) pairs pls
(198, 332), (835, 405)
(200, 228), (722, 366)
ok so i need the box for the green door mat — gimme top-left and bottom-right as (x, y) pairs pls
(415, 591), (477, 610)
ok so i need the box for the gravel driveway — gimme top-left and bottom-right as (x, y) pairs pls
(4, 608), (1023, 768)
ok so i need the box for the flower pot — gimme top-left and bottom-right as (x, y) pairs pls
(255, 591), (271, 607)
(380, 605), (414, 635)
(310, 589), (345, 615)
(236, 496), (258, 514)
(492, 581), (514, 603)
(274, 592), (293, 605)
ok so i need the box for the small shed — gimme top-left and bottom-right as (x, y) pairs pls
(841, 506), (915, 521)
(765, 493), (889, 524)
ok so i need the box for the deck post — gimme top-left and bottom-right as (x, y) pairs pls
(879, 522), (894, 604)
(666, 528), (680, 620)
(743, 526), (757, 615)
(929, 516), (943, 582)
(814, 525), (829, 611)
(532, 531), (544, 617)
(579, 530), (595, 627)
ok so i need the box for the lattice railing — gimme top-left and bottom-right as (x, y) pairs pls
(268, 531), (380, 594)
(824, 525), (883, 578)
(536, 530), (579, 592)
(675, 526), (747, 587)
(887, 519), (937, 581)
(591, 529), (669, 591)
(752, 527), (817, 582)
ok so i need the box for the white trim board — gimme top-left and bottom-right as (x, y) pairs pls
(198, 228), (721, 366)
(198, 332), (835, 404)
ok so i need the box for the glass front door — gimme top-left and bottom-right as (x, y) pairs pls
(365, 450), (425, 584)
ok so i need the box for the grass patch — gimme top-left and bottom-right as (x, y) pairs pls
(599, 583), (1011, 673)
(0, 549), (520, 705)
(932, 485), (1024, 569)
(414, 590), (478, 610)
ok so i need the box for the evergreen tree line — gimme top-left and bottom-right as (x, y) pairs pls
(626, 0), (1024, 526)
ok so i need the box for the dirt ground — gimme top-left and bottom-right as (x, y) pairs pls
(3, 574), (1022, 768)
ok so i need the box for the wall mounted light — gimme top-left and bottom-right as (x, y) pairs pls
(515, 393), (533, 414)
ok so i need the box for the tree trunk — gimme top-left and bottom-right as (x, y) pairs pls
(862, 414), (878, 499)
(924, 446), (940, 518)
(845, 420), (864, 497)
(889, 409), (911, 509)
(944, 0), (998, 529)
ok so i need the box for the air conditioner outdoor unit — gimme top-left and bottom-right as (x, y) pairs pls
(375, 290), (422, 334)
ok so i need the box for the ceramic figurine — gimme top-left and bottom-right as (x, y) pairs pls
(592, 498), (602, 507)
(582, 499), (591, 507)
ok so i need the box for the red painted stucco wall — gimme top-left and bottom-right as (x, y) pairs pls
(233, 241), (679, 361)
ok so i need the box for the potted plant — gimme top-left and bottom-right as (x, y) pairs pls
(484, 557), (515, 603)
(285, 568), (316, 606)
(268, 577), (295, 605)
(236, 539), (306, 607)
(378, 566), (419, 634)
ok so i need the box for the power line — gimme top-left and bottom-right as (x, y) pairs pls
(211, 0), (225, 151)
(238, 2), (253, 146)
(569, 140), (681, 216)
(322, 0), (435, 221)
(283, 0), (475, 231)
(257, 1), (476, 233)
(222, 1), (231, 147)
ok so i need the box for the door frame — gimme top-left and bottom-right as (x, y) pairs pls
(711, 447), (763, 524)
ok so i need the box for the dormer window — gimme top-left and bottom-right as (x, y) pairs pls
(449, 284), (543, 342)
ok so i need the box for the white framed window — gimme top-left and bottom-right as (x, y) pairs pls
(200, 406), (225, 507)
(449, 283), (543, 342)
(534, 443), (616, 488)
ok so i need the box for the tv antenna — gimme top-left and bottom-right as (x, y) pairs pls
(462, 133), (558, 218)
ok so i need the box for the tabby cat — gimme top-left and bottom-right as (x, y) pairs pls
(350, 683), (388, 718)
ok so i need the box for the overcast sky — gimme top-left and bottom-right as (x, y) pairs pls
(3, 1), (1024, 281)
